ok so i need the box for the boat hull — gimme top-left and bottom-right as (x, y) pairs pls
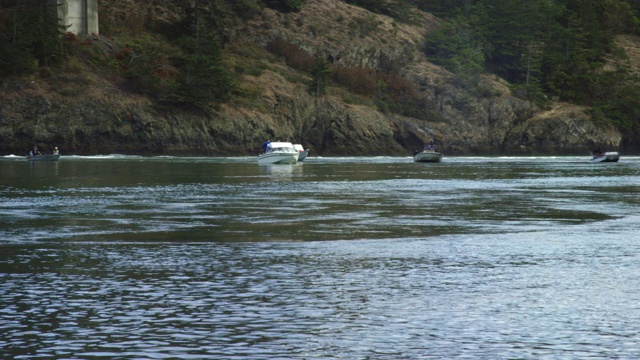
(26, 154), (60, 162)
(591, 152), (619, 163)
(413, 151), (442, 163)
(297, 150), (309, 162)
(293, 144), (309, 162)
(258, 152), (298, 165)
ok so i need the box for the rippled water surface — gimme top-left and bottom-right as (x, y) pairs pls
(2, 155), (640, 359)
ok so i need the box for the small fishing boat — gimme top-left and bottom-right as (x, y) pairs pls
(413, 145), (442, 163)
(26, 154), (60, 162)
(293, 144), (309, 161)
(591, 151), (619, 163)
(258, 142), (299, 165)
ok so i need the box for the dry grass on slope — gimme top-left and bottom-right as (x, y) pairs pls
(606, 34), (640, 77)
(240, 0), (440, 69)
(98, 0), (183, 34)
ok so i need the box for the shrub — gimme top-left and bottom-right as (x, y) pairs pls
(331, 65), (377, 97)
(266, 38), (315, 72)
(263, 0), (305, 13)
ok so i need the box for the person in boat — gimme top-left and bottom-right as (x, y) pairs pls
(261, 140), (271, 153)
(53, 146), (59, 155)
(424, 139), (436, 152)
(592, 146), (603, 157)
(30, 146), (41, 157)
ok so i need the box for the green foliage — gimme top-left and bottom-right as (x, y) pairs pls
(0, 0), (66, 76)
(309, 58), (331, 96)
(420, 0), (640, 139)
(510, 83), (547, 104)
(424, 0), (640, 104)
(114, 35), (166, 97)
(183, 3), (237, 105)
(480, 0), (563, 87)
(424, 13), (488, 93)
(170, 34), (236, 106)
(94, 0), (237, 109)
(592, 89), (640, 136)
(413, 0), (475, 18)
(230, 0), (262, 19)
(4, 0), (640, 138)
(425, 17), (485, 77)
(263, 0), (304, 13)
(343, 0), (389, 15)
(589, 49), (640, 138)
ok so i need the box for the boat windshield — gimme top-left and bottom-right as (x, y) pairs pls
(270, 147), (295, 153)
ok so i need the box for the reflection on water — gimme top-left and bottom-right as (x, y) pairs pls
(2, 156), (640, 358)
(259, 163), (304, 178)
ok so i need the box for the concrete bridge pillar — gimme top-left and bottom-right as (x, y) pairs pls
(54, 0), (99, 37)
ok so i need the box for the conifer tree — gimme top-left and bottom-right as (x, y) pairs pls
(168, 0), (235, 106)
(0, 0), (65, 75)
(264, 0), (304, 13)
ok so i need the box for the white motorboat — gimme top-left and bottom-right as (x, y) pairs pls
(293, 144), (309, 161)
(413, 146), (442, 163)
(591, 151), (619, 163)
(258, 141), (299, 165)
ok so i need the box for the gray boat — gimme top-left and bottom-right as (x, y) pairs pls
(591, 151), (619, 163)
(26, 154), (61, 162)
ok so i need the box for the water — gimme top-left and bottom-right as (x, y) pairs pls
(2, 155), (640, 359)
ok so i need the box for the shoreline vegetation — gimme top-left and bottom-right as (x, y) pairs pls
(1, 0), (638, 156)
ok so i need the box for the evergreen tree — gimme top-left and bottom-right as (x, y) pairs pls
(178, 33), (235, 105)
(168, 0), (235, 106)
(539, 1), (612, 101)
(424, 16), (485, 80)
(482, 0), (555, 85)
(310, 58), (331, 96)
(413, 0), (476, 18)
(0, 0), (65, 75)
(263, 0), (304, 13)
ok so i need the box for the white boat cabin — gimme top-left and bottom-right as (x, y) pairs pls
(266, 142), (296, 153)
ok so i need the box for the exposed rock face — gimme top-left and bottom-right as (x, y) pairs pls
(0, 0), (623, 156)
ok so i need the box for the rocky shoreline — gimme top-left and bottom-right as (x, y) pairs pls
(0, 75), (622, 158)
(0, 0), (624, 157)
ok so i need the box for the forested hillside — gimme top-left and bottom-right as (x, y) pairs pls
(349, 0), (640, 144)
(0, 0), (639, 154)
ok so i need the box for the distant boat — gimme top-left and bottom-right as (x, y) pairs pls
(293, 144), (309, 161)
(413, 145), (442, 163)
(258, 142), (298, 165)
(26, 154), (60, 162)
(591, 151), (619, 163)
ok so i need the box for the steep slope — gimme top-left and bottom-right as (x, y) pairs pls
(231, 0), (621, 155)
(610, 34), (640, 76)
(0, 0), (623, 156)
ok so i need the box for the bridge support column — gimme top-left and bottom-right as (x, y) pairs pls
(54, 0), (99, 37)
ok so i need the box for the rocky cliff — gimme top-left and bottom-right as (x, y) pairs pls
(0, 0), (625, 156)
